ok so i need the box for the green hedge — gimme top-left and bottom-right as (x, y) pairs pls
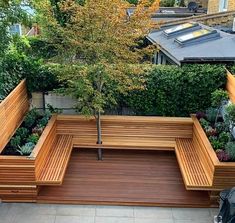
(123, 64), (227, 117)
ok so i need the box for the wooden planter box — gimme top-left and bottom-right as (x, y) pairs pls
(192, 115), (235, 190)
(0, 115), (57, 202)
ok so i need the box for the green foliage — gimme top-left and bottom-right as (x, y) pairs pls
(17, 142), (35, 156)
(218, 132), (231, 145)
(37, 117), (49, 127)
(209, 136), (224, 150)
(199, 118), (209, 129)
(0, 0), (31, 56)
(215, 122), (229, 134)
(206, 108), (218, 124)
(124, 64), (226, 116)
(16, 127), (29, 141)
(23, 109), (40, 128)
(10, 136), (21, 148)
(26, 37), (58, 59)
(225, 142), (235, 160)
(211, 89), (228, 108)
(27, 133), (40, 144)
(226, 104), (235, 124)
(160, 0), (175, 6)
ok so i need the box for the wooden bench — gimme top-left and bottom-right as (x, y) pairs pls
(57, 115), (193, 151)
(175, 138), (212, 190)
(36, 135), (73, 185)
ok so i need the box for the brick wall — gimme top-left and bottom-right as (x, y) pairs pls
(208, 0), (235, 13)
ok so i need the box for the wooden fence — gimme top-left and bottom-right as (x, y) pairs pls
(226, 69), (235, 103)
(0, 80), (29, 153)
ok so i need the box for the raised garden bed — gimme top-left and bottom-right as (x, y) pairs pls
(1, 108), (52, 156)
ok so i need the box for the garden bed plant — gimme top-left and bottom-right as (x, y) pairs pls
(1, 108), (51, 156)
(196, 89), (235, 162)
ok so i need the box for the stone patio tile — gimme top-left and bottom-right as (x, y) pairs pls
(8, 203), (57, 216)
(96, 206), (134, 217)
(174, 219), (213, 223)
(134, 207), (173, 219)
(0, 203), (11, 216)
(55, 216), (95, 223)
(56, 204), (96, 216)
(95, 216), (134, 223)
(135, 218), (174, 223)
(172, 208), (211, 220)
(210, 208), (219, 217)
(12, 214), (55, 223)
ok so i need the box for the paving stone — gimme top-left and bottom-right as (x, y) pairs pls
(12, 214), (55, 223)
(56, 205), (96, 216)
(96, 206), (134, 217)
(172, 208), (211, 220)
(210, 208), (219, 218)
(134, 207), (173, 219)
(0, 203), (11, 216)
(55, 215), (95, 223)
(135, 218), (174, 223)
(95, 216), (134, 223)
(174, 219), (213, 223)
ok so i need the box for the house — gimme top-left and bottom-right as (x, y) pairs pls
(147, 22), (235, 65)
(207, 0), (235, 13)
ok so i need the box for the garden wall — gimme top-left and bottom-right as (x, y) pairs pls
(0, 80), (29, 153)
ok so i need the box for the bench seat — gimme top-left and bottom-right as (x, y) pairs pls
(175, 138), (212, 190)
(73, 136), (175, 151)
(36, 135), (73, 185)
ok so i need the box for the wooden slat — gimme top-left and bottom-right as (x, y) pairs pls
(38, 149), (211, 207)
(0, 80), (29, 152)
(175, 138), (212, 190)
(37, 135), (73, 185)
(226, 69), (235, 103)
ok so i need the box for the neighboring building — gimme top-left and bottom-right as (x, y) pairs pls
(127, 7), (206, 23)
(147, 22), (235, 65)
(207, 0), (235, 13)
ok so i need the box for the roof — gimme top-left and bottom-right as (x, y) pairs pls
(147, 22), (235, 64)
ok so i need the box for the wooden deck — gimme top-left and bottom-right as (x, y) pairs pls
(38, 149), (211, 207)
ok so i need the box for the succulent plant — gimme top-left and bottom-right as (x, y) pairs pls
(17, 142), (35, 156)
(16, 127), (29, 141)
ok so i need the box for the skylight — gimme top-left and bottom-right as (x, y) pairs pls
(175, 29), (220, 46)
(163, 23), (199, 38)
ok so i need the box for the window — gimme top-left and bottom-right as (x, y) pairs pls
(219, 0), (228, 12)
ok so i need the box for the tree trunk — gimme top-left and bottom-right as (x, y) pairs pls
(96, 110), (103, 160)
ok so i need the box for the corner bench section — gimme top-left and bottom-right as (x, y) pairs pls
(36, 135), (73, 185)
(175, 138), (213, 190)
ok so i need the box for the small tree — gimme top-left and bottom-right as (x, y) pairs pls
(34, 0), (159, 160)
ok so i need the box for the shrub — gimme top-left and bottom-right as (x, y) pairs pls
(24, 112), (36, 128)
(225, 142), (235, 160)
(218, 132), (231, 145)
(16, 127), (29, 141)
(124, 64), (226, 116)
(26, 133), (40, 144)
(10, 136), (21, 148)
(160, 0), (175, 7)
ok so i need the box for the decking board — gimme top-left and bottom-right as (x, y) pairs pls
(38, 149), (211, 207)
